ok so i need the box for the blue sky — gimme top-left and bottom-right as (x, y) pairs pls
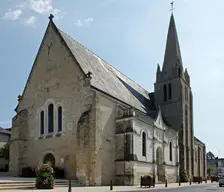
(0, 0), (223, 156)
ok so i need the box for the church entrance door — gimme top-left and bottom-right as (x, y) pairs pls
(43, 153), (55, 168)
(156, 147), (164, 182)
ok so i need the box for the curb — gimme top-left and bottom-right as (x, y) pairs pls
(110, 182), (212, 192)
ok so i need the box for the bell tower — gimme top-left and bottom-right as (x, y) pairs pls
(154, 13), (194, 179)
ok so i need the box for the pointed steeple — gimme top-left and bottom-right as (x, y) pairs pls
(162, 14), (183, 78)
(156, 63), (161, 82)
(156, 63), (161, 73)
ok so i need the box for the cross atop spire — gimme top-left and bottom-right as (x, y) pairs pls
(170, 1), (175, 14)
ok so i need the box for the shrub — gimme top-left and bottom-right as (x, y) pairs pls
(35, 164), (55, 189)
(54, 167), (65, 179)
(0, 143), (9, 160)
(22, 167), (36, 177)
(180, 170), (188, 182)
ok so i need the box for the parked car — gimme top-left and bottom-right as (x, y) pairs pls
(219, 175), (224, 187)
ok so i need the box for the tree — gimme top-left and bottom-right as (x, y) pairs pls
(180, 170), (188, 182)
(207, 151), (215, 159)
(0, 143), (9, 160)
(207, 167), (215, 176)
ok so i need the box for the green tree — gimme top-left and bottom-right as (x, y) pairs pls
(0, 143), (9, 160)
(207, 151), (215, 159)
(207, 167), (215, 176)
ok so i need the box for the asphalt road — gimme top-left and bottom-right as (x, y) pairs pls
(121, 183), (224, 192)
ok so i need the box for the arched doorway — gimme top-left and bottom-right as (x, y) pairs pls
(156, 147), (164, 182)
(43, 153), (55, 168)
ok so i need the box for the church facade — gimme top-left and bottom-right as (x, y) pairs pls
(9, 13), (206, 186)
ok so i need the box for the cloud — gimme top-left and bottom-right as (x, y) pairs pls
(27, 0), (63, 18)
(2, 9), (22, 20)
(29, 0), (54, 14)
(24, 16), (37, 27)
(74, 20), (83, 27)
(74, 18), (94, 28)
(84, 18), (94, 25)
(2, 0), (64, 27)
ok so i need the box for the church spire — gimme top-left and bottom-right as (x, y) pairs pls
(162, 13), (183, 77)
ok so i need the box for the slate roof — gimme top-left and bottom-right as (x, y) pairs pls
(0, 127), (11, 135)
(162, 14), (183, 74)
(194, 136), (205, 145)
(57, 27), (153, 114)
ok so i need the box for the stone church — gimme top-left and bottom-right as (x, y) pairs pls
(9, 13), (206, 186)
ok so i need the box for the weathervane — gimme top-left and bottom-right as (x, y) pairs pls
(170, 1), (175, 14)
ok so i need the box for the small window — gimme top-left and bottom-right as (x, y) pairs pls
(163, 84), (167, 101)
(40, 111), (44, 135)
(58, 106), (62, 132)
(195, 148), (197, 162)
(48, 104), (54, 133)
(142, 132), (146, 157)
(185, 86), (188, 101)
(125, 134), (130, 155)
(169, 142), (172, 161)
(178, 68), (181, 76)
(168, 83), (172, 100)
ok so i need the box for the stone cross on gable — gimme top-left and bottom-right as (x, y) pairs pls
(49, 14), (54, 21)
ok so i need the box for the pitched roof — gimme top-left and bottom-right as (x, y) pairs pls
(56, 26), (153, 114)
(0, 127), (11, 135)
(194, 136), (205, 145)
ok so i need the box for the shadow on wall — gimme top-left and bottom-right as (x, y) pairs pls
(100, 105), (116, 186)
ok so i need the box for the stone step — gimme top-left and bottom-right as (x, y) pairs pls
(0, 186), (35, 191)
(0, 181), (85, 190)
(0, 180), (81, 184)
(0, 176), (86, 189)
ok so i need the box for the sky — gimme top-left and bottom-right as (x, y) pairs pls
(0, 0), (223, 157)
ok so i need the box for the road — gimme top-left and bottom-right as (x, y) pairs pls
(121, 183), (224, 192)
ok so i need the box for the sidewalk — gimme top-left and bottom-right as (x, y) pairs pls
(2, 180), (212, 192)
(69, 181), (212, 192)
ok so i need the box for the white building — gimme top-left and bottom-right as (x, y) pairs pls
(115, 108), (179, 185)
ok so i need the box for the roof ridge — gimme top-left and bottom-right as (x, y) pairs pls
(58, 28), (151, 94)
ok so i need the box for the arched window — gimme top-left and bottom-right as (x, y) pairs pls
(142, 132), (146, 157)
(195, 148), (197, 162)
(48, 104), (54, 133)
(58, 106), (62, 132)
(168, 83), (172, 100)
(178, 68), (181, 76)
(163, 84), (167, 101)
(40, 111), (44, 135)
(169, 141), (172, 161)
(185, 86), (188, 101)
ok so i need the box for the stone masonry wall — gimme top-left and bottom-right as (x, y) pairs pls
(9, 109), (29, 176)
(11, 21), (96, 182)
(93, 92), (118, 185)
(194, 139), (206, 178)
